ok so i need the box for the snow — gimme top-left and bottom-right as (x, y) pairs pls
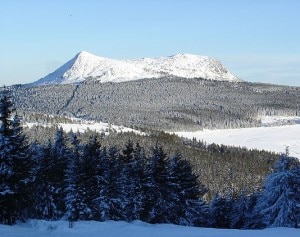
(0, 220), (298, 237)
(25, 118), (144, 136)
(260, 116), (300, 126)
(174, 124), (300, 159)
(32, 51), (240, 85)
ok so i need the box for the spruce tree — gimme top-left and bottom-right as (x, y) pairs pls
(94, 146), (111, 221)
(0, 90), (32, 224)
(33, 141), (61, 220)
(255, 156), (300, 228)
(65, 133), (91, 221)
(167, 153), (208, 226)
(142, 145), (169, 223)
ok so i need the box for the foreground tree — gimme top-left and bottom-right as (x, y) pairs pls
(0, 90), (32, 224)
(255, 156), (300, 228)
(166, 153), (208, 226)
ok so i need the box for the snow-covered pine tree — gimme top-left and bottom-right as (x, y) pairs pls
(142, 144), (169, 223)
(255, 156), (300, 228)
(78, 135), (101, 219)
(230, 192), (258, 229)
(104, 146), (124, 220)
(166, 153), (208, 226)
(51, 127), (69, 217)
(9, 114), (33, 221)
(0, 90), (32, 225)
(119, 141), (146, 221)
(94, 146), (111, 221)
(33, 141), (61, 220)
(209, 194), (233, 228)
(128, 143), (146, 220)
(65, 133), (92, 222)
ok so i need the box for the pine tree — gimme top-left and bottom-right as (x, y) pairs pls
(209, 194), (233, 228)
(119, 141), (145, 221)
(79, 135), (101, 219)
(167, 153), (208, 226)
(0, 90), (32, 224)
(230, 193), (258, 229)
(142, 145), (169, 223)
(65, 133), (91, 222)
(94, 146), (111, 221)
(51, 127), (69, 217)
(106, 146), (124, 220)
(33, 141), (61, 220)
(255, 156), (300, 228)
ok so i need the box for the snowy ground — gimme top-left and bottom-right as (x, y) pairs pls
(0, 220), (299, 237)
(175, 124), (300, 159)
(25, 119), (144, 136)
(25, 116), (300, 159)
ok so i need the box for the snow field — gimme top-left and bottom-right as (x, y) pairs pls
(0, 220), (299, 237)
(175, 124), (300, 159)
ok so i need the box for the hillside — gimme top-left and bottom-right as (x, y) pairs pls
(32, 51), (240, 85)
(9, 78), (300, 131)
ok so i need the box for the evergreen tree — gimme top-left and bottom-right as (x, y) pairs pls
(167, 153), (208, 226)
(51, 127), (69, 216)
(79, 135), (101, 219)
(255, 156), (300, 228)
(33, 141), (62, 220)
(0, 90), (32, 224)
(209, 194), (233, 228)
(102, 146), (123, 220)
(65, 133), (92, 221)
(142, 145), (169, 223)
(94, 146), (111, 221)
(230, 193), (258, 229)
(119, 142), (145, 221)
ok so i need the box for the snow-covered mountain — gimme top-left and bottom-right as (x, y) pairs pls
(32, 51), (240, 85)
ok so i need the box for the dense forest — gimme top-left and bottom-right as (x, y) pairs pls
(0, 91), (299, 228)
(5, 77), (300, 131)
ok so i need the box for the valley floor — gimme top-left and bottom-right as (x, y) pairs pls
(0, 220), (299, 237)
(175, 124), (300, 159)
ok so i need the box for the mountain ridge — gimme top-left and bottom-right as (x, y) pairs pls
(32, 51), (240, 85)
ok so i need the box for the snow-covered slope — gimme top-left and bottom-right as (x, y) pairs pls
(174, 123), (300, 159)
(33, 51), (240, 85)
(25, 118), (144, 136)
(1, 220), (299, 237)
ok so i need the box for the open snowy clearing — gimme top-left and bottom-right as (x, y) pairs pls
(175, 124), (300, 159)
(0, 220), (299, 237)
(25, 119), (144, 136)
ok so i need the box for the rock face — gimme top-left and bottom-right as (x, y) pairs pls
(32, 51), (240, 85)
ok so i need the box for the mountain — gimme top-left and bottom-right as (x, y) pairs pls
(32, 51), (240, 85)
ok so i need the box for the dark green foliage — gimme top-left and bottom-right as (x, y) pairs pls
(209, 195), (233, 228)
(254, 156), (300, 228)
(0, 90), (32, 225)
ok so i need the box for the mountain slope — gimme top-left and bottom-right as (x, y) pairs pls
(32, 51), (240, 85)
(10, 78), (300, 131)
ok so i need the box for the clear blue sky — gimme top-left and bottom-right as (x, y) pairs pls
(1, 0), (300, 86)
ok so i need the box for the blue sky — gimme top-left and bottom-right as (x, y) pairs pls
(1, 0), (300, 86)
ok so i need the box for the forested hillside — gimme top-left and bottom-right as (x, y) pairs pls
(23, 124), (279, 199)
(6, 77), (300, 131)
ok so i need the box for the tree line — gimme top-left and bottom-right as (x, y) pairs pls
(0, 92), (299, 228)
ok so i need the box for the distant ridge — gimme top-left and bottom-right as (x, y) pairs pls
(32, 51), (240, 85)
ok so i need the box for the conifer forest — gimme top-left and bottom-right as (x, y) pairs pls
(0, 89), (299, 228)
